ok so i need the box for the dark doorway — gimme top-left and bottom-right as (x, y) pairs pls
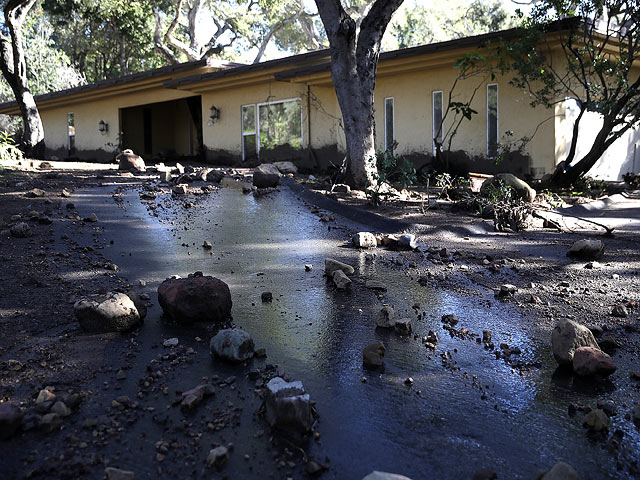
(143, 108), (152, 154)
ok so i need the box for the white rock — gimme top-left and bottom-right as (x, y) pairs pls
(352, 232), (377, 248)
(265, 377), (312, 433)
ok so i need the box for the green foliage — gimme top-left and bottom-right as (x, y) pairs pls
(365, 145), (417, 206)
(480, 179), (513, 203)
(0, 131), (24, 163)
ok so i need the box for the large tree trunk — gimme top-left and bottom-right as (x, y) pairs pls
(0, 0), (44, 158)
(315, 0), (403, 190)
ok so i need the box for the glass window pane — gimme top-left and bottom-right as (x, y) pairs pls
(242, 105), (255, 133)
(243, 134), (256, 160)
(488, 84), (498, 157)
(258, 99), (302, 150)
(433, 91), (443, 154)
(385, 98), (394, 150)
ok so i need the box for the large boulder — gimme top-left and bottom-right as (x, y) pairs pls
(157, 273), (232, 323)
(376, 307), (396, 328)
(325, 258), (355, 276)
(551, 319), (599, 365)
(10, 222), (31, 238)
(352, 232), (377, 249)
(363, 342), (385, 369)
(481, 173), (536, 202)
(572, 346), (616, 377)
(210, 329), (254, 362)
(264, 377), (313, 433)
(567, 239), (605, 260)
(273, 161), (298, 175)
(332, 270), (352, 290)
(74, 292), (142, 333)
(253, 164), (281, 188)
(117, 149), (146, 172)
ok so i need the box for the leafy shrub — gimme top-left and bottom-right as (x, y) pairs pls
(0, 131), (23, 163)
(366, 145), (417, 205)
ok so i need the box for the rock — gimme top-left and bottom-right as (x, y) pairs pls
(105, 467), (136, 480)
(472, 469), (497, 480)
(205, 169), (224, 183)
(261, 292), (272, 302)
(361, 472), (413, 480)
(394, 318), (412, 334)
(481, 173), (536, 202)
(382, 235), (399, 249)
(441, 314), (459, 326)
(306, 460), (324, 475)
(10, 222), (31, 238)
(551, 319), (599, 365)
(172, 184), (188, 195)
(0, 403), (23, 440)
(363, 342), (385, 369)
(598, 335), (620, 353)
(40, 413), (62, 432)
(84, 213), (99, 222)
(163, 338), (179, 347)
(305, 264), (313, 272)
(611, 304), (628, 318)
(39, 161), (52, 169)
(210, 329), (255, 362)
(332, 184), (350, 194)
(125, 290), (147, 320)
(332, 270), (352, 290)
(567, 239), (604, 260)
(397, 234), (417, 250)
(426, 330), (438, 344)
(365, 280), (387, 291)
(498, 284), (518, 297)
(50, 401), (72, 417)
(482, 330), (492, 344)
(181, 384), (215, 410)
(74, 292), (141, 333)
(203, 240), (213, 249)
(540, 462), (580, 480)
(36, 389), (56, 404)
(325, 258), (355, 276)
(273, 161), (298, 175)
(353, 232), (377, 249)
(584, 261), (600, 269)
(117, 149), (146, 172)
(572, 346), (616, 377)
(264, 377), (312, 433)
(583, 409), (609, 432)
(376, 306), (396, 328)
(25, 188), (46, 198)
(206, 446), (229, 469)
(157, 274), (232, 323)
(253, 164), (281, 188)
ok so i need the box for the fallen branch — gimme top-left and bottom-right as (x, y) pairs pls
(532, 206), (615, 236)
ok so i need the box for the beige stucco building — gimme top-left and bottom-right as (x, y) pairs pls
(1, 28), (638, 180)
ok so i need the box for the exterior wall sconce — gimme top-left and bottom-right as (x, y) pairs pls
(99, 120), (109, 134)
(209, 105), (220, 124)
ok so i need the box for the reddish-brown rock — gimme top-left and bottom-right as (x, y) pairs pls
(158, 273), (232, 323)
(572, 346), (616, 377)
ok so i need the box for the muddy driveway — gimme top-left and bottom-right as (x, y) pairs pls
(3, 175), (638, 479)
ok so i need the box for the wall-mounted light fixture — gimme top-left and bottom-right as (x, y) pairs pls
(209, 105), (220, 124)
(98, 120), (109, 134)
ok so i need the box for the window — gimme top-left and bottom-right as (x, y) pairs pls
(432, 91), (443, 155)
(384, 97), (394, 151)
(258, 98), (302, 152)
(487, 84), (498, 157)
(242, 104), (256, 161)
(67, 113), (75, 154)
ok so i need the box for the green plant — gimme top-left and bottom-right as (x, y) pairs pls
(366, 144), (417, 205)
(433, 172), (471, 199)
(0, 131), (23, 163)
(481, 179), (512, 203)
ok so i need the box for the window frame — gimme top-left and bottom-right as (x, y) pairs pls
(384, 97), (394, 151)
(432, 90), (443, 156)
(255, 97), (303, 154)
(241, 104), (257, 161)
(487, 83), (499, 158)
(67, 112), (75, 154)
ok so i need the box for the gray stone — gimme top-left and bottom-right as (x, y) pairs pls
(163, 338), (179, 347)
(158, 274), (232, 323)
(363, 342), (385, 369)
(353, 232), (377, 248)
(365, 280), (387, 291)
(394, 318), (412, 335)
(205, 169), (224, 183)
(572, 346), (616, 376)
(36, 389), (56, 404)
(25, 188), (46, 198)
(398, 234), (417, 250)
(172, 184), (188, 195)
(567, 239), (605, 260)
(551, 319), (599, 365)
(583, 409), (609, 432)
(253, 164), (281, 188)
(117, 149), (146, 172)
(481, 173), (536, 202)
(0, 402), (23, 440)
(40, 413), (62, 432)
(210, 329), (255, 362)
(325, 258), (355, 276)
(105, 467), (136, 480)
(10, 222), (31, 238)
(74, 292), (141, 333)
(540, 462), (580, 480)
(362, 472), (413, 480)
(181, 384), (215, 410)
(265, 377), (313, 433)
(376, 306), (396, 328)
(50, 401), (72, 417)
(332, 270), (352, 290)
(611, 304), (628, 318)
(332, 184), (350, 194)
(206, 446), (229, 469)
(498, 284), (518, 297)
(125, 290), (147, 320)
(273, 161), (298, 175)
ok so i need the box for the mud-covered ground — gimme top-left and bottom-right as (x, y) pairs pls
(1, 159), (639, 479)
